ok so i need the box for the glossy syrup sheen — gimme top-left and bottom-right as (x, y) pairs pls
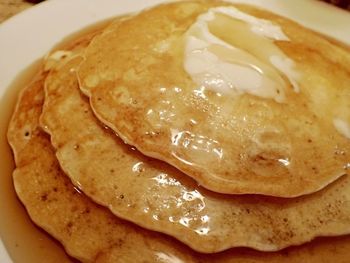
(0, 18), (114, 263)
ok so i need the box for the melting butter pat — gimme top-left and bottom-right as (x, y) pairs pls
(334, 118), (350, 140)
(44, 50), (73, 71)
(183, 6), (300, 102)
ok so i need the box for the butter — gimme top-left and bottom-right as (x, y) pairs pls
(183, 6), (300, 102)
(47, 50), (73, 61)
(44, 50), (73, 71)
(334, 118), (350, 140)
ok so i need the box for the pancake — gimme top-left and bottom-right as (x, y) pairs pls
(7, 58), (350, 263)
(77, 0), (350, 197)
(40, 51), (350, 253)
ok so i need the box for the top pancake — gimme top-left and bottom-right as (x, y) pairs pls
(78, 0), (350, 197)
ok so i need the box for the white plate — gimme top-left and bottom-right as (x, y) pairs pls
(0, 0), (349, 262)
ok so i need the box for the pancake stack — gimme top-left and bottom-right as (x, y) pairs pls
(7, 1), (350, 262)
